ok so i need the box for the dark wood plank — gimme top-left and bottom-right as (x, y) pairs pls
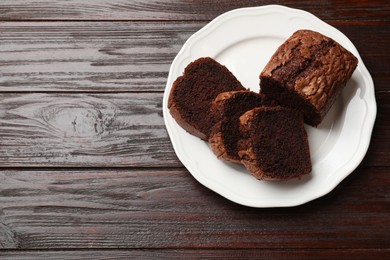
(0, 91), (388, 167)
(0, 0), (387, 256)
(0, 21), (388, 92)
(0, 0), (389, 21)
(1, 249), (390, 259)
(0, 21), (200, 92)
(0, 167), (388, 249)
(0, 93), (181, 167)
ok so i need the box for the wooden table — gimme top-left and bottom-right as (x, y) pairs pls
(0, 1), (389, 259)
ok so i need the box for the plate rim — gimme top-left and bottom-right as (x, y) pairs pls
(163, 5), (377, 208)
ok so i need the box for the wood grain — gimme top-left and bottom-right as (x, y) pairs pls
(0, 21), (388, 92)
(0, 91), (388, 167)
(1, 249), (390, 259)
(0, 0), (389, 256)
(0, 0), (389, 21)
(0, 21), (200, 92)
(0, 93), (181, 167)
(0, 167), (389, 249)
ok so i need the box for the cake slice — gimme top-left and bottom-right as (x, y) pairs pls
(238, 106), (311, 181)
(209, 90), (277, 163)
(168, 57), (245, 140)
(260, 29), (358, 126)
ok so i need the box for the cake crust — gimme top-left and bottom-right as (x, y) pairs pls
(260, 29), (358, 126)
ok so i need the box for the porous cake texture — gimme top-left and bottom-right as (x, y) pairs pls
(168, 57), (245, 140)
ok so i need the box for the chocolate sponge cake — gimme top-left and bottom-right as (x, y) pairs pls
(260, 30), (358, 126)
(168, 57), (245, 140)
(209, 90), (277, 163)
(238, 107), (311, 181)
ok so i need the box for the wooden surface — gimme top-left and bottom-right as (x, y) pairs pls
(0, 1), (389, 259)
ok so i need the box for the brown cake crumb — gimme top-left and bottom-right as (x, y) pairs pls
(238, 106), (311, 180)
(209, 90), (277, 163)
(168, 57), (245, 140)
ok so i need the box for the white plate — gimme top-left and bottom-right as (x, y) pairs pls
(163, 5), (376, 207)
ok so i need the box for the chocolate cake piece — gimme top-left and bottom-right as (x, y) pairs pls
(209, 90), (277, 163)
(168, 57), (245, 140)
(238, 106), (311, 181)
(260, 29), (358, 126)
